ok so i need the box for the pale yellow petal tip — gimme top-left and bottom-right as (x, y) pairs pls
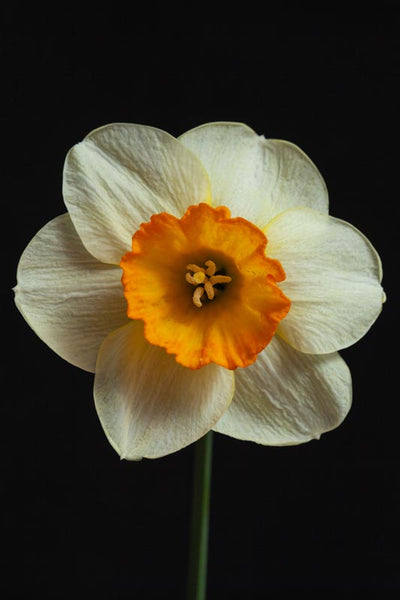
(382, 289), (387, 304)
(119, 452), (143, 461)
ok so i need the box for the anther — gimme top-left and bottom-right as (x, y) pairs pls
(204, 280), (214, 300)
(186, 264), (206, 273)
(210, 275), (232, 285)
(193, 286), (205, 307)
(205, 260), (216, 276)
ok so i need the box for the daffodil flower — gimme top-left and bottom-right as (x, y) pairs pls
(14, 122), (385, 460)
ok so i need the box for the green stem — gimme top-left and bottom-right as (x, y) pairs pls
(187, 431), (213, 600)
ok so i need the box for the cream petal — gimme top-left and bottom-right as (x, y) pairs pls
(14, 214), (129, 372)
(63, 123), (212, 264)
(179, 122), (328, 227)
(213, 335), (352, 445)
(94, 321), (235, 460)
(265, 207), (384, 354)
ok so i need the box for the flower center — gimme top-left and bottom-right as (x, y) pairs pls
(185, 260), (232, 307)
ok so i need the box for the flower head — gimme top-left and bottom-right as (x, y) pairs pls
(14, 122), (385, 459)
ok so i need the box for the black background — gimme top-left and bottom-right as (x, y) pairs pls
(2, 6), (399, 599)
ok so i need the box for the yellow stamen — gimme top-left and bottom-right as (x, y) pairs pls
(205, 260), (216, 276)
(193, 286), (205, 307)
(185, 259), (232, 307)
(186, 264), (206, 273)
(209, 275), (232, 285)
(204, 280), (215, 300)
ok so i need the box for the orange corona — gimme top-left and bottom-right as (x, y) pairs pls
(120, 203), (291, 370)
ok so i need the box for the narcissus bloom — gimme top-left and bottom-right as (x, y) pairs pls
(14, 122), (385, 459)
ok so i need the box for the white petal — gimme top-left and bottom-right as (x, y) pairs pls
(94, 321), (235, 460)
(63, 123), (212, 264)
(179, 122), (328, 227)
(265, 207), (384, 353)
(213, 335), (352, 445)
(14, 214), (129, 372)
